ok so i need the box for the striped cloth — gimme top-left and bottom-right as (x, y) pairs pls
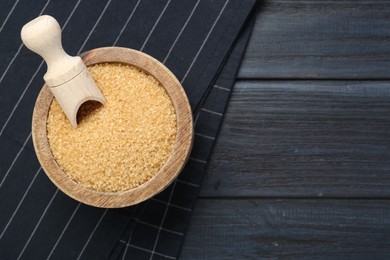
(0, 0), (256, 259)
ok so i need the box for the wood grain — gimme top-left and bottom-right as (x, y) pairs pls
(183, 1), (390, 258)
(182, 199), (390, 259)
(239, 0), (390, 79)
(201, 80), (390, 198)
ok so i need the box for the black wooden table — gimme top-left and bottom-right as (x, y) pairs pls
(181, 1), (390, 258)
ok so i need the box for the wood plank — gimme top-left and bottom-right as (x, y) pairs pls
(181, 199), (390, 259)
(201, 80), (390, 197)
(239, 0), (390, 79)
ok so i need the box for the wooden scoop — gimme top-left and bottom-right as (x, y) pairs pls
(21, 15), (105, 127)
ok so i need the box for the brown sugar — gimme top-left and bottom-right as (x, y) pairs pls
(46, 63), (177, 192)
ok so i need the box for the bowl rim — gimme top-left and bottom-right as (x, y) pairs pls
(32, 47), (193, 208)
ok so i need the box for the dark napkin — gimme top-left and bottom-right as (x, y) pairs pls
(0, 0), (256, 259)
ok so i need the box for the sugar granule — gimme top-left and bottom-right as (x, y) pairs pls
(47, 63), (177, 192)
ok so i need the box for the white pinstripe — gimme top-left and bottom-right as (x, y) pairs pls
(176, 178), (200, 188)
(76, 209), (108, 260)
(113, 0), (142, 46)
(0, 0), (51, 86)
(121, 204), (140, 260)
(214, 84), (231, 92)
(133, 217), (184, 236)
(189, 157), (207, 164)
(0, 45), (22, 84)
(194, 110), (201, 125)
(195, 132), (215, 140)
(0, 61), (43, 137)
(0, 167), (41, 240)
(0, 0), (20, 33)
(77, 0), (113, 54)
(162, 0), (201, 64)
(17, 189), (59, 260)
(201, 108), (223, 116)
(139, 0), (171, 52)
(149, 180), (177, 260)
(120, 240), (176, 259)
(180, 0), (230, 84)
(152, 198), (192, 212)
(121, 233), (131, 260)
(47, 203), (81, 259)
(0, 132), (31, 189)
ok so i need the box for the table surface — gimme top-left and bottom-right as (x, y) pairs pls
(181, 1), (390, 259)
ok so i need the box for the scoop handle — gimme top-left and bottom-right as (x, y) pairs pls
(21, 15), (83, 87)
(20, 15), (105, 128)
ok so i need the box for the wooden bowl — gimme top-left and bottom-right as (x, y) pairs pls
(32, 47), (193, 208)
